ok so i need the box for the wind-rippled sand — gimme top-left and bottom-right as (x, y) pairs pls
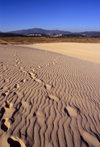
(0, 44), (100, 147)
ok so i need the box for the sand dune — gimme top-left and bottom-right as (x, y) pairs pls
(25, 42), (100, 63)
(0, 45), (100, 147)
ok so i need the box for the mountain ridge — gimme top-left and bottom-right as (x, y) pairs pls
(0, 28), (100, 37)
(7, 28), (71, 35)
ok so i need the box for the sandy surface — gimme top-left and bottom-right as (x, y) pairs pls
(0, 45), (100, 147)
(25, 42), (100, 64)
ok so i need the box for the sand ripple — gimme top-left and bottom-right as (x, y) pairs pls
(0, 45), (100, 147)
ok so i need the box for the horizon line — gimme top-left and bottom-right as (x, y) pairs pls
(1, 27), (100, 33)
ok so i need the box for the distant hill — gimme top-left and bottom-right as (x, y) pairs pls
(0, 28), (100, 37)
(79, 31), (100, 37)
(0, 32), (6, 36)
(8, 28), (71, 35)
(0, 32), (23, 37)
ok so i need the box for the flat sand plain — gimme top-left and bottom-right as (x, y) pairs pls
(26, 42), (100, 63)
(0, 44), (100, 147)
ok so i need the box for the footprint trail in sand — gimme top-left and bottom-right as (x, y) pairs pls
(0, 45), (100, 147)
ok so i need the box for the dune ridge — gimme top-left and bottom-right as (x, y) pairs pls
(0, 45), (100, 147)
(25, 42), (100, 64)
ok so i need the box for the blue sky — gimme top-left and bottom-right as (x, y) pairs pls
(0, 0), (100, 32)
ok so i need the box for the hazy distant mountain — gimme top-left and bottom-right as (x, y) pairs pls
(0, 32), (5, 36)
(0, 32), (23, 37)
(8, 28), (71, 35)
(79, 31), (100, 37)
(1, 28), (100, 37)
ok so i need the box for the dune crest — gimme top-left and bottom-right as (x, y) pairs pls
(26, 43), (100, 63)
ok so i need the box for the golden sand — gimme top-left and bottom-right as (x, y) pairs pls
(0, 44), (100, 147)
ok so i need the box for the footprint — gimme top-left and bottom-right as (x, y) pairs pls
(16, 61), (20, 65)
(0, 86), (8, 91)
(22, 70), (27, 74)
(7, 136), (26, 147)
(2, 101), (15, 119)
(31, 68), (35, 72)
(5, 100), (13, 108)
(37, 65), (41, 69)
(4, 79), (9, 83)
(0, 101), (14, 131)
(29, 72), (36, 79)
(2, 90), (9, 97)
(64, 106), (79, 117)
(1, 118), (10, 132)
(19, 67), (23, 70)
(14, 84), (20, 89)
(35, 78), (42, 83)
(44, 84), (52, 90)
(21, 79), (26, 83)
(81, 131), (100, 146)
(47, 95), (59, 102)
(0, 107), (5, 120)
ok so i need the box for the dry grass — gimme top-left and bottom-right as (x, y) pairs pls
(0, 36), (100, 44)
